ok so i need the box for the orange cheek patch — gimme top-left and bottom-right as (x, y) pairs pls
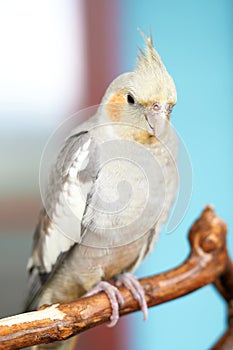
(133, 131), (156, 144)
(106, 93), (126, 122)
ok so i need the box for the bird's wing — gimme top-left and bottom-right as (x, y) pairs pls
(25, 130), (98, 310)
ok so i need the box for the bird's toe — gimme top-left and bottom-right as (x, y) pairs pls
(84, 281), (124, 327)
(115, 273), (148, 320)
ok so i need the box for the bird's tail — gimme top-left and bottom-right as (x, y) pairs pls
(29, 335), (79, 350)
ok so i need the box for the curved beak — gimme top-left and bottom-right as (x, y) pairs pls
(145, 111), (168, 138)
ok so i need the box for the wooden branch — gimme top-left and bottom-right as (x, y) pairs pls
(0, 206), (232, 349)
(212, 300), (233, 350)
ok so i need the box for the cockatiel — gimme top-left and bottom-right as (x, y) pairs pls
(25, 32), (178, 349)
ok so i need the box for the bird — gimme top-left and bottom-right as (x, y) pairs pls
(25, 31), (178, 350)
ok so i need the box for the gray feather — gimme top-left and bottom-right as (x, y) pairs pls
(25, 131), (99, 310)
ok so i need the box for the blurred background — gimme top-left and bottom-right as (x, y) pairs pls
(0, 1), (233, 349)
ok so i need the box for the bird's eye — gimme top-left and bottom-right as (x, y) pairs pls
(127, 94), (135, 105)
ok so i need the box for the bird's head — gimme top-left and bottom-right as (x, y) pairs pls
(100, 31), (177, 144)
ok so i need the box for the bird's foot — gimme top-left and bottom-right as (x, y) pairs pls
(115, 272), (148, 320)
(84, 281), (124, 327)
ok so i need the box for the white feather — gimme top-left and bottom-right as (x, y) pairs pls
(42, 137), (93, 272)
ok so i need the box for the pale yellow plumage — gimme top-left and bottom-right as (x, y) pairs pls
(26, 31), (178, 349)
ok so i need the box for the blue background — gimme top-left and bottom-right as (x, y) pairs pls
(120, 1), (233, 349)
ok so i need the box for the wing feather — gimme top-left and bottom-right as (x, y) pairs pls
(25, 131), (98, 310)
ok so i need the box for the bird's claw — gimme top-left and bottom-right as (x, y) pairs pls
(84, 281), (124, 327)
(115, 273), (148, 320)
(84, 273), (147, 327)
